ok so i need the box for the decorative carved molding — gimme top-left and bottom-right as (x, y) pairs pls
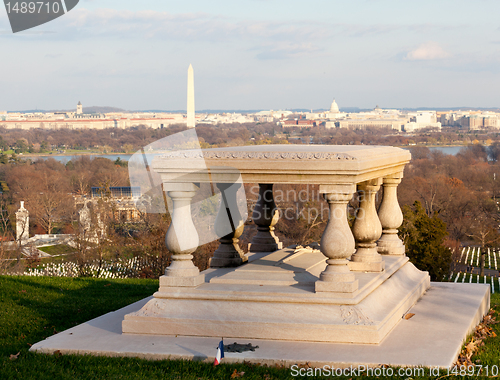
(160, 151), (357, 161)
(340, 306), (374, 325)
(132, 300), (167, 317)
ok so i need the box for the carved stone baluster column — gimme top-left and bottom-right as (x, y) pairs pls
(315, 184), (358, 293)
(210, 183), (248, 267)
(350, 178), (385, 272)
(161, 183), (205, 287)
(377, 173), (405, 255)
(248, 184), (282, 253)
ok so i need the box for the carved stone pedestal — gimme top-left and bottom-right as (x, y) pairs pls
(122, 144), (432, 345)
(248, 184), (283, 253)
(377, 174), (405, 255)
(161, 184), (204, 287)
(350, 179), (385, 272)
(210, 183), (247, 268)
(315, 185), (358, 293)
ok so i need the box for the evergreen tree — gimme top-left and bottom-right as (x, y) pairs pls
(0, 153), (8, 165)
(398, 201), (452, 281)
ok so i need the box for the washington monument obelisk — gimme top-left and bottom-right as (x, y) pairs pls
(186, 64), (195, 128)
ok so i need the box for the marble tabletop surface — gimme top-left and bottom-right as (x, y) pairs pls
(152, 144), (411, 185)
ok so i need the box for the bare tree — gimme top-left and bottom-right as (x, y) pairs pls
(0, 196), (15, 273)
(467, 200), (500, 276)
(7, 164), (73, 234)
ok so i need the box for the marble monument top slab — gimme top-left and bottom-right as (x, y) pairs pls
(152, 144), (411, 185)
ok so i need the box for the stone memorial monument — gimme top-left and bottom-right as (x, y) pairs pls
(186, 64), (195, 129)
(78, 201), (105, 243)
(15, 200), (29, 243)
(31, 145), (490, 368)
(78, 201), (92, 234)
(121, 145), (431, 344)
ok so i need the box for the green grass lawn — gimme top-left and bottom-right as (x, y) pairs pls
(1, 276), (500, 380)
(38, 245), (75, 256)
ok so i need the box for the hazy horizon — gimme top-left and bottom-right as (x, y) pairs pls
(6, 106), (500, 114)
(1, 0), (499, 111)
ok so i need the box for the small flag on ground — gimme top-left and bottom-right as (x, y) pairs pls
(214, 339), (224, 366)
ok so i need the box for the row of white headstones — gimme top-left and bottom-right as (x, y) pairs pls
(450, 247), (499, 293)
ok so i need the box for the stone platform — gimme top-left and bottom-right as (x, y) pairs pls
(30, 143), (490, 368)
(122, 249), (430, 344)
(30, 281), (490, 369)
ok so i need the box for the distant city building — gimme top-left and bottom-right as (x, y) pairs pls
(0, 112), (186, 130)
(337, 119), (405, 132)
(306, 99), (346, 121)
(324, 104), (407, 132)
(199, 112), (256, 124)
(91, 186), (141, 199)
(330, 99), (339, 113)
(403, 111), (441, 132)
(86, 186), (143, 222)
(438, 110), (499, 130)
(2, 95), (498, 131)
(282, 119), (317, 128)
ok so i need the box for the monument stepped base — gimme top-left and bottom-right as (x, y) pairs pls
(122, 248), (429, 344)
(30, 282), (490, 369)
(29, 144), (491, 368)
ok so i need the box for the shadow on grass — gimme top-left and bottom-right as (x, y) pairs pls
(3, 276), (500, 380)
(0, 276), (307, 379)
(0, 276), (158, 356)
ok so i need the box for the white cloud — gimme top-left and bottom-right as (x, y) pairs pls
(405, 41), (450, 61)
(254, 43), (322, 60)
(60, 8), (333, 43)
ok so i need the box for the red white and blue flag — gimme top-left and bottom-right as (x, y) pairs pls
(214, 339), (224, 366)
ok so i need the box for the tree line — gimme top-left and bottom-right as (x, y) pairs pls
(3, 122), (500, 155)
(2, 124), (500, 280)
(0, 156), (129, 235)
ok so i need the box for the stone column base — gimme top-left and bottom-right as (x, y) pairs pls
(122, 260), (430, 344)
(315, 279), (359, 293)
(210, 255), (248, 268)
(248, 241), (283, 252)
(349, 261), (385, 272)
(377, 237), (406, 255)
(160, 273), (205, 287)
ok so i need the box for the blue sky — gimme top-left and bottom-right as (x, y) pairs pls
(1, 0), (500, 111)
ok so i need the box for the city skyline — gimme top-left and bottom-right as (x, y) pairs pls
(1, 0), (500, 111)
(5, 105), (500, 114)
